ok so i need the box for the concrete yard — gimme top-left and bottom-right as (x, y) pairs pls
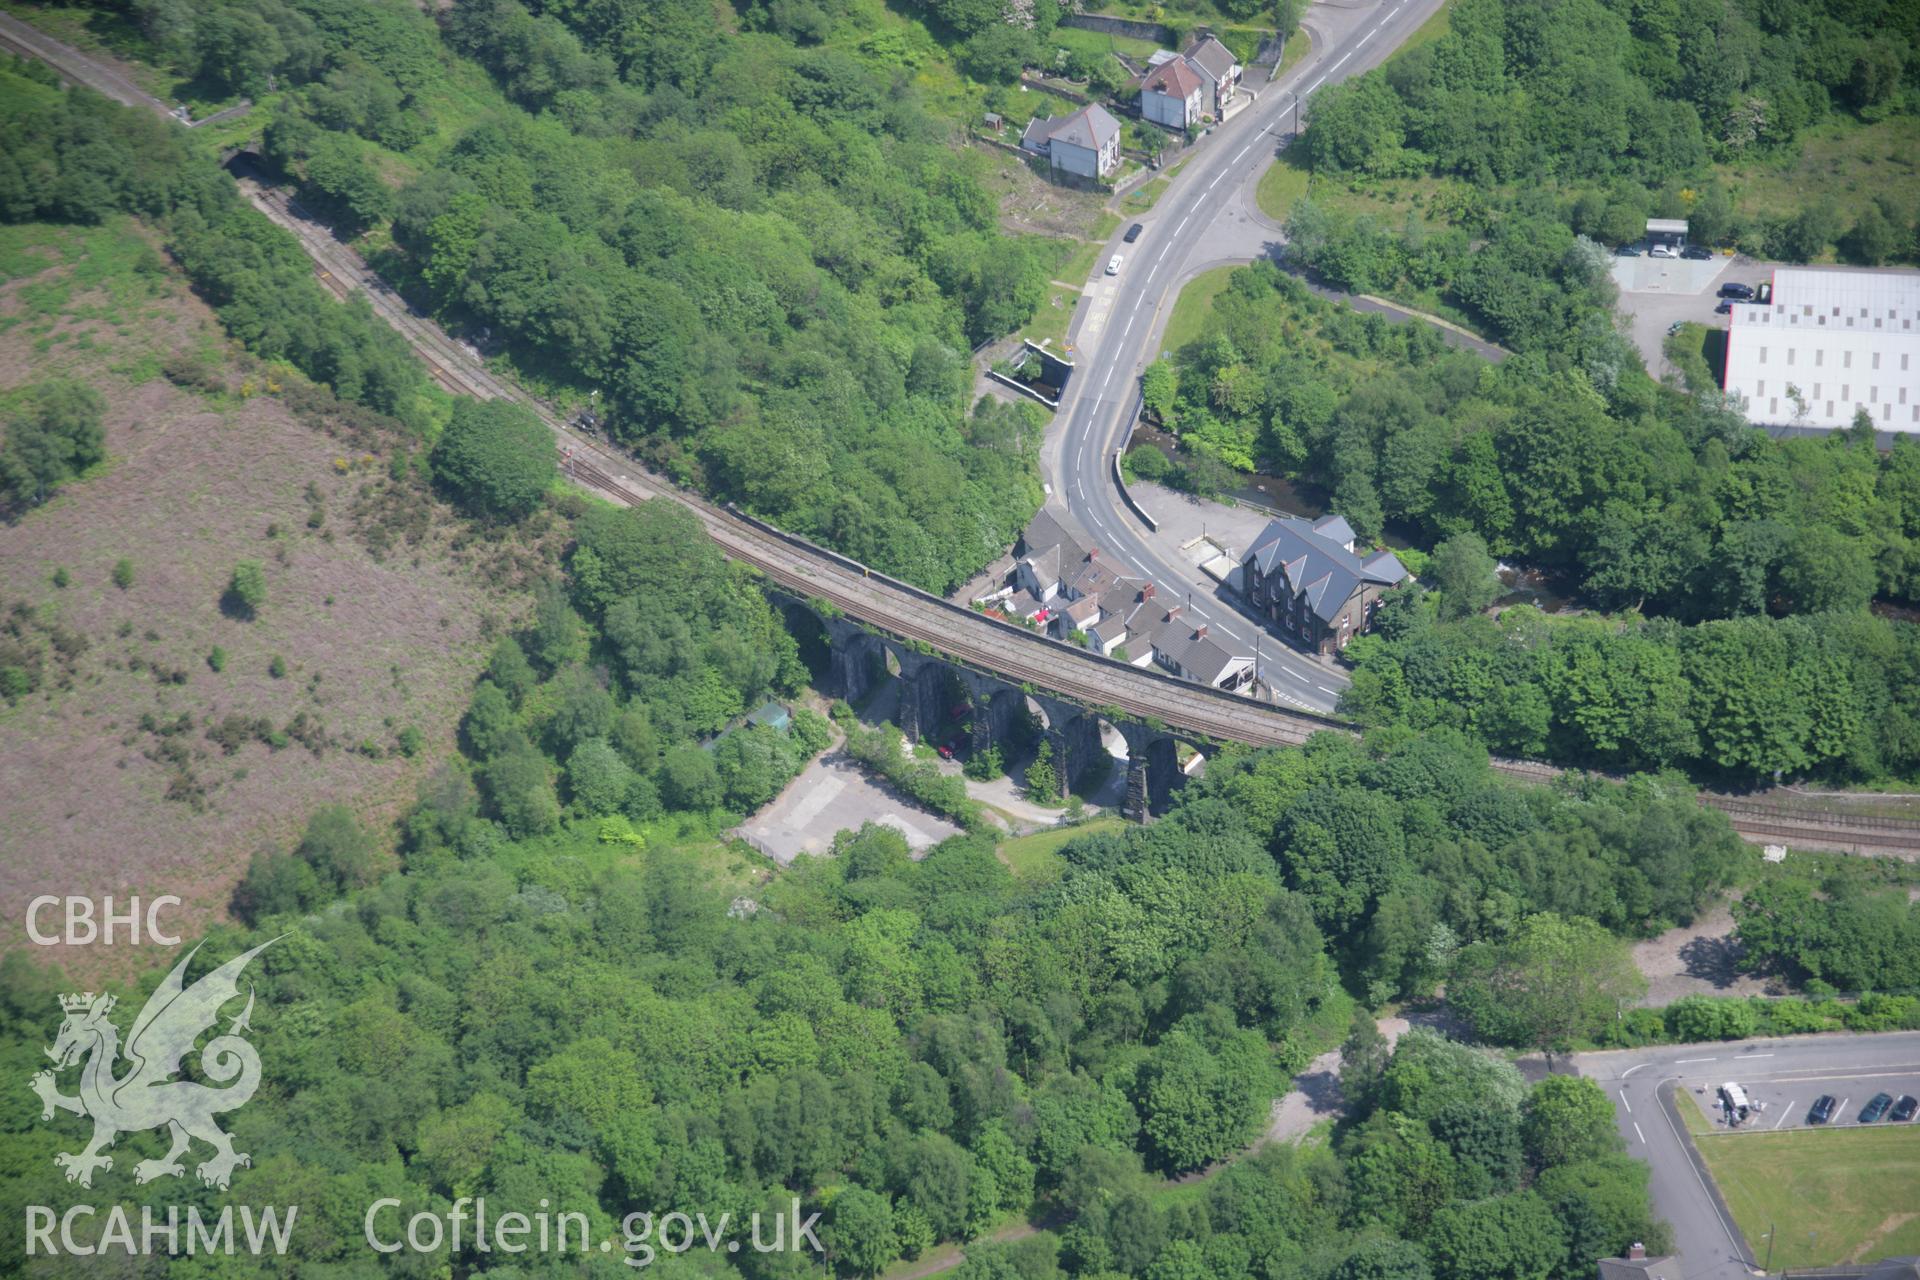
(733, 749), (963, 866)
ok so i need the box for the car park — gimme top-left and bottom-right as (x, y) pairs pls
(1719, 281), (1755, 300)
(1893, 1095), (1919, 1122)
(1123, 223), (1144, 243)
(1861, 1092), (1895, 1123)
(1809, 1094), (1837, 1124)
(1682, 245), (1712, 259)
(1106, 254), (1124, 275)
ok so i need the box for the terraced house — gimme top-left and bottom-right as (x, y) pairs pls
(1240, 514), (1408, 655)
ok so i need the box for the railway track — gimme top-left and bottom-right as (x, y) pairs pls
(248, 180), (1920, 854)
(3, 2), (1914, 851)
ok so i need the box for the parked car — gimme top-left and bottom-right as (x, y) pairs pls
(1892, 1095), (1918, 1122)
(1667, 321), (1685, 335)
(936, 744), (953, 759)
(1106, 254), (1124, 275)
(1617, 244), (1642, 256)
(1809, 1094), (1837, 1124)
(1682, 244), (1712, 260)
(1650, 243), (1677, 258)
(1861, 1092), (1895, 1123)
(1758, 281), (1772, 303)
(1715, 299), (1734, 314)
(1719, 281), (1755, 300)
(1123, 223), (1144, 243)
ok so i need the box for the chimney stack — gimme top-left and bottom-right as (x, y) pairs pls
(1628, 1244), (1646, 1261)
(1195, 624), (1207, 639)
(1142, 582), (1156, 601)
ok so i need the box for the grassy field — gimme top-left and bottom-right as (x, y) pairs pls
(1159, 264), (1239, 356)
(0, 220), (516, 978)
(1255, 151), (1310, 222)
(1715, 116), (1920, 236)
(1021, 284), (1081, 348)
(1122, 176), (1172, 214)
(996, 817), (1125, 879)
(1693, 1125), (1920, 1269)
(1050, 23), (1164, 63)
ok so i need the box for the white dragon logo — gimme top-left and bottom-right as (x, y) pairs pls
(30, 939), (278, 1191)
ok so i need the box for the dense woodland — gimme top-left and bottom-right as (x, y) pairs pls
(7, 704), (1712, 1277)
(28, 0), (1068, 594)
(1297, 0), (1920, 265)
(1148, 261), (1920, 784)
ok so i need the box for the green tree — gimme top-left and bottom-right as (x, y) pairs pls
(824, 1186), (897, 1277)
(483, 741), (560, 837)
(431, 398), (555, 521)
(1520, 1075), (1620, 1171)
(567, 738), (637, 816)
(1141, 360), (1179, 423)
(225, 561), (268, 617)
(297, 804), (380, 890)
(1, 379), (105, 508)
(1024, 739), (1059, 800)
(1339, 1007), (1392, 1114)
(660, 745), (722, 811)
(1424, 1191), (1565, 1280)
(111, 558), (134, 590)
(1451, 913), (1646, 1057)
(1430, 532), (1499, 620)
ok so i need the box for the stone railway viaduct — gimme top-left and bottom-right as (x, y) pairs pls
(12, 15), (1918, 849)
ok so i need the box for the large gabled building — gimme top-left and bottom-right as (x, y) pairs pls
(1020, 103), (1122, 180)
(1722, 266), (1920, 432)
(1241, 514), (1408, 656)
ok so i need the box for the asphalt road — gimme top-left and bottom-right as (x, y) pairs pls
(1043, 0), (1450, 715)
(1576, 1032), (1920, 1278)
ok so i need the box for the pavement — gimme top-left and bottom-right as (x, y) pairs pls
(732, 748), (963, 865)
(1614, 252), (1761, 380)
(1574, 1032), (1920, 1279)
(1041, 0), (1452, 717)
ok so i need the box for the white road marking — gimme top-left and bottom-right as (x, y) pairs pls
(1120, 316), (1134, 341)
(1174, 214), (1191, 236)
(1622, 1063), (1650, 1078)
(1633, 1121), (1646, 1145)
(1234, 142), (1252, 161)
(1656, 1074), (1750, 1259)
(1675, 1057), (1717, 1065)
(1744, 1053), (1774, 1059)
(1772, 1107), (1791, 1129)
(1620, 1092), (1632, 1115)
(1837, 1096), (1850, 1120)
(1285, 669), (1309, 683)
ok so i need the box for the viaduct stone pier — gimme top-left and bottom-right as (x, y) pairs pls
(803, 606), (1202, 822)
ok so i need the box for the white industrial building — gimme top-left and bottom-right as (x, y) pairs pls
(1722, 267), (1920, 432)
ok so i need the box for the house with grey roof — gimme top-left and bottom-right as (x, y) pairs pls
(1149, 609), (1255, 690)
(1181, 35), (1242, 117)
(1241, 513), (1408, 656)
(1021, 103), (1122, 180)
(1139, 54), (1206, 129)
(1596, 1243), (1679, 1280)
